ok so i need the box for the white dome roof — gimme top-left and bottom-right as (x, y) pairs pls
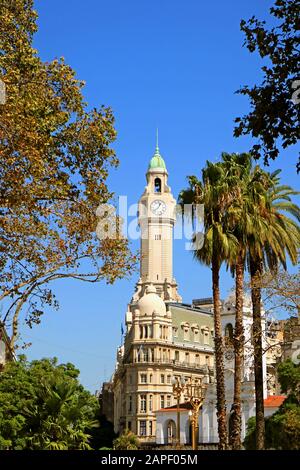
(137, 285), (166, 316)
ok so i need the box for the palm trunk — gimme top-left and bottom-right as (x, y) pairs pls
(230, 254), (244, 450)
(250, 257), (265, 450)
(212, 253), (228, 450)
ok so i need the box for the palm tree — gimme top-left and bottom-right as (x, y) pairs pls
(220, 152), (253, 450)
(223, 158), (300, 449)
(113, 429), (140, 450)
(245, 169), (300, 449)
(179, 162), (240, 450)
(24, 374), (98, 449)
(180, 156), (300, 451)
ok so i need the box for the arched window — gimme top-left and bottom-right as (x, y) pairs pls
(225, 323), (234, 341)
(154, 178), (162, 193)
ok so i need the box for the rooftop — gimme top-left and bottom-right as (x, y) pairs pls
(264, 395), (286, 408)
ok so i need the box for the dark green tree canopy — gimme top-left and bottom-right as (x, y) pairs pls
(0, 356), (100, 450)
(234, 0), (300, 172)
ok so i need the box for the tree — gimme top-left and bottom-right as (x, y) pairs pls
(113, 429), (140, 450)
(234, 0), (300, 172)
(89, 413), (116, 450)
(244, 360), (300, 450)
(277, 359), (300, 400)
(247, 168), (299, 449)
(0, 0), (136, 348)
(259, 268), (300, 318)
(179, 162), (240, 449)
(0, 356), (100, 449)
(180, 156), (300, 450)
(220, 152), (253, 450)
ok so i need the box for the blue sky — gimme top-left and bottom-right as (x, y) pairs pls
(19, 0), (299, 392)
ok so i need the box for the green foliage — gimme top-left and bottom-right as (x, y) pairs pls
(89, 412), (116, 450)
(234, 0), (300, 172)
(243, 417), (256, 450)
(244, 360), (300, 450)
(113, 429), (140, 450)
(0, 357), (100, 450)
(277, 359), (300, 399)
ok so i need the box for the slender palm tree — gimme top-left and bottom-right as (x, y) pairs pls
(220, 152), (253, 450)
(180, 156), (300, 452)
(246, 169), (300, 449)
(179, 162), (239, 450)
(223, 160), (300, 450)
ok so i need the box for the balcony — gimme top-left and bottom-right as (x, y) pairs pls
(124, 358), (214, 374)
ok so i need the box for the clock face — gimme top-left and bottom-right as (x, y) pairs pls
(150, 200), (167, 216)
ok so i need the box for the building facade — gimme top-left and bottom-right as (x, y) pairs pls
(112, 143), (215, 443)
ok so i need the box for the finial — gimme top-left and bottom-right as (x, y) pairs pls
(155, 128), (159, 154)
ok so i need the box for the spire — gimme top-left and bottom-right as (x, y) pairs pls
(148, 129), (167, 171)
(155, 128), (159, 154)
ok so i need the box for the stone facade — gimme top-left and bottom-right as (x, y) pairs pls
(111, 146), (215, 443)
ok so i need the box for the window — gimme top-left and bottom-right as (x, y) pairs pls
(140, 420), (147, 436)
(161, 374), (165, 384)
(128, 375), (132, 385)
(167, 395), (171, 407)
(143, 348), (149, 362)
(149, 326), (153, 339)
(182, 323), (190, 341)
(159, 325), (162, 339)
(128, 395), (132, 413)
(194, 329), (199, 342)
(128, 421), (132, 431)
(173, 327), (178, 337)
(162, 349), (167, 361)
(155, 234), (162, 240)
(167, 375), (171, 384)
(154, 177), (161, 193)
(140, 373), (147, 384)
(175, 350), (179, 362)
(140, 326), (143, 339)
(225, 323), (234, 342)
(149, 421), (153, 436)
(140, 395), (146, 413)
(150, 348), (154, 361)
(149, 374), (153, 383)
(185, 352), (190, 364)
(206, 355), (210, 366)
(149, 395), (153, 411)
(202, 326), (210, 345)
(160, 395), (165, 409)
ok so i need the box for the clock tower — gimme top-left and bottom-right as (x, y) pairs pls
(132, 139), (182, 303)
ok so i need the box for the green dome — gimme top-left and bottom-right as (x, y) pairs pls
(148, 148), (167, 170)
